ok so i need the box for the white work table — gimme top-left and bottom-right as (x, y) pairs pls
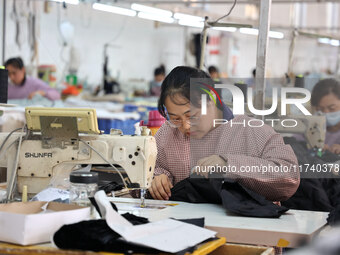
(108, 197), (328, 248)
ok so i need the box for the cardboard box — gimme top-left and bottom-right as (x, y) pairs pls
(209, 243), (274, 255)
(0, 201), (90, 245)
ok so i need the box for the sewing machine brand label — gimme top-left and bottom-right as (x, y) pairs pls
(25, 152), (53, 158)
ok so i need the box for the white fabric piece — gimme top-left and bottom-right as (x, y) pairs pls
(94, 191), (216, 253)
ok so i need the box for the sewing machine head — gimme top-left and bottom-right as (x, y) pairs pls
(242, 97), (326, 150)
(272, 115), (326, 149)
(2, 107), (157, 197)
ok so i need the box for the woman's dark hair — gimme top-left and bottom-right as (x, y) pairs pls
(311, 78), (340, 107)
(4, 57), (24, 69)
(208, 65), (218, 74)
(158, 66), (222, 118)
(154, 65), (165, 76)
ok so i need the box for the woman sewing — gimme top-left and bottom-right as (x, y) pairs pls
(311, 78), (340, 154)
(148, 66), (299, 202)
(5, 57), (60, 101)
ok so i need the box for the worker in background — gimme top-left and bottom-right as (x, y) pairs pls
(149, 65), (165, 96)
(4, 57), (61, 100)
(311, 78), (340, 154)
(208, 65), (220, 82)
(246, 68), (256, 88)
(149, 66), (299, 201)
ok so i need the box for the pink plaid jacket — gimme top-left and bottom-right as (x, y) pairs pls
(154, 115), (300, 202)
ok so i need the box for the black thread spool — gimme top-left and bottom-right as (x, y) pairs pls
(0, 68), (8, 104)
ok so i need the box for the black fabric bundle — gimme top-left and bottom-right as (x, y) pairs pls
(54, 214), (158, 254)
(170, 176), (288, 218)
(53, 203), (207, 254)
(282, 137), (340, 225)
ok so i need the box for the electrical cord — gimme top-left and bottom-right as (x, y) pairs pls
(0, 127), (23, 154)
(79, 139), (128, 189)
(214, 0), (237, 23)
(6, 125), (26, 202)
(199, 0), (237, 70)
(0, 127), (30, 163)
(0, 126), (29, 162)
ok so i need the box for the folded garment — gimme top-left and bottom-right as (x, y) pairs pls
(53, 214), (206, 254)
(170, 176), (288, 218)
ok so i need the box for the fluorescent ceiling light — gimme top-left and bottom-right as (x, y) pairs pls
(268, 31), (284, 39)
(138, 12), (174, 23)
(213, 27), (237, 32)
(178, 19), (203, 28)
(174, 13), (203, 22)
(318, 38), (330, 44)
(51, 0), (79, 5)
(131, 3), (172, 17)
(317, 38), (339, 46)
(240, 28), (284, 39)
(240, 28), (258, 35)
(93, 3), (136, 17)
(330, 39), (340, 46)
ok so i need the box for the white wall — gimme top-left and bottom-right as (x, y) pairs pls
(2, 1), (339, 91)
(4, 1), (185, 89)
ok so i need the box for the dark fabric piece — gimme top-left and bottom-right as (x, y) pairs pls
(327, 206), (340, 226)
(54, 213), (207, 254)
(282, 179), (333, 212)
(282, 137), (340, 225)
(53, 214), (156, 254)
(283, 137), (340, 178)
(219, 179), (289, 218)
(172, 217), (205, 228)
(89, 197), (118, 218)
(99, 181), (124, 194)
(170, 177), (288, 218)
(170, 177), (221, 204)
(121, 212), (150, 225)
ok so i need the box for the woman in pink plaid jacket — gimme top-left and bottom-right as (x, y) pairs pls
(148, 66), (299, 202)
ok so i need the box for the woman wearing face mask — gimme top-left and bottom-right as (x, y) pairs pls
(311, 78), (340, 154)
(4, 57), (60, 101)
(148, 66), (299, 201)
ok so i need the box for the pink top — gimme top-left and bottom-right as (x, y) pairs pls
(154, 115), (300, 202)
(8, 76), (60, 101)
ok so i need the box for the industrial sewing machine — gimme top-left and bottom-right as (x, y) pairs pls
(0, 107), (157, 203)
(242, 97), (327, 150)
(262, 95), (326, 150)
(272, 115), (326, 150)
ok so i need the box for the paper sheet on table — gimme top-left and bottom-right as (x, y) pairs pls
(95, 191), (216, 253)
(32, 188), (69, 202)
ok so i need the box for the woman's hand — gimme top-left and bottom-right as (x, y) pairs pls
(28, 90), (46, 99)
(328, 144), (340, 154)
(323, 144), (330, 152)
(193, 155), (226, 178)
(149, 174), (173, 200)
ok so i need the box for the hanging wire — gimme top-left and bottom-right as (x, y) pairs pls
(214, 0), (237, 23)
(5, 125), (27, 202)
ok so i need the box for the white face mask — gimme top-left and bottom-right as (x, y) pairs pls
(317, 110), (340, 127)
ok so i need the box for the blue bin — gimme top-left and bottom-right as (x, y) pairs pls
(98, 118), (139, 135)
(123, 104), (139, 112)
